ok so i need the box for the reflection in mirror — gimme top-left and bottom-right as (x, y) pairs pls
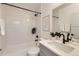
(53, 6), (60, 32)
(52, 4), (72, 32)
(71, 13), (79, 40)
(52, 3), (79, 40)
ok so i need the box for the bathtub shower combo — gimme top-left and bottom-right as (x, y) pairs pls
(0, 3), (41, 56)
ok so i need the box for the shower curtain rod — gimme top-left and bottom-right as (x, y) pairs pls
(2, 3), (41, 14)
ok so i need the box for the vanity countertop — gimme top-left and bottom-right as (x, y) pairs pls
(39, 38), (79, 56)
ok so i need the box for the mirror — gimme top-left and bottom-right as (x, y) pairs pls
(53, 7), (60, 32)
(70, 13), (79, 39)
(42, 15), (50, 32)
(52, 3), (79, 40)
(52, 4), (71, 32)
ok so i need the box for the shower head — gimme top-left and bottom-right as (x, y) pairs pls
(34, 13), (38, 16)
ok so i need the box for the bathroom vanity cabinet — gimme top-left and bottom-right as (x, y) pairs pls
(39, 43), (58, 56)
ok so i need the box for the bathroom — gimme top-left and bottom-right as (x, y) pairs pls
(0, 2), (79, 56)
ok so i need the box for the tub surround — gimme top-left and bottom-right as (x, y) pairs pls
(39, 38), (79, 56)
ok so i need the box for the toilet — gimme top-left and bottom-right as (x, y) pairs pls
(27, 46), (40, 56)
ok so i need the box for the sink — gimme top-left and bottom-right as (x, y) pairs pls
(48, 41), (75, 53)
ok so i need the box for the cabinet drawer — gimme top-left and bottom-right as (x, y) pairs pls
(40, 50), (46, 56)
(40, 43), (58, 56)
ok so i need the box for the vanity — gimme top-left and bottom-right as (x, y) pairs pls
(39, 38), (79, 56)
(39, 3), (79, 56)
(39, 39), (58, 56)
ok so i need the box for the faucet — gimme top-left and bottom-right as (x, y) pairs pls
(60, 34), (66, 44)
(60, 32), (74, 44)
(51, 31), (74, 44)
(66, 33), (74, 42)
(66, 33), (71, 42)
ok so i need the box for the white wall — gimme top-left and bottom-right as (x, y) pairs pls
(0, 4), (1, 55)
(1, 3), (41, 54)
(0, 4), (6, 55)
(35, 14), (41, 38)
(0, 4), (1, 49)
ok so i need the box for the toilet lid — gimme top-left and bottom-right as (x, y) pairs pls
(28, 47), (40, 54)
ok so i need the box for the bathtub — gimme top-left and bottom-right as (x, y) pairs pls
(3, 43), (35, 56)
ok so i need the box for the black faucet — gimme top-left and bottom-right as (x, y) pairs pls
(59, 32), (74, 44)
(61, 34), (66, 44)
(67, 33), (74, 42)
(61, 32), (74, 44)
(66, 33), (71, 42)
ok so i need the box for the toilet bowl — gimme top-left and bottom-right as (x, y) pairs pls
(27, 47), (40, 56)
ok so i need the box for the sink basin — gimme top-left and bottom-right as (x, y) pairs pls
(48, 41), (75, 53)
